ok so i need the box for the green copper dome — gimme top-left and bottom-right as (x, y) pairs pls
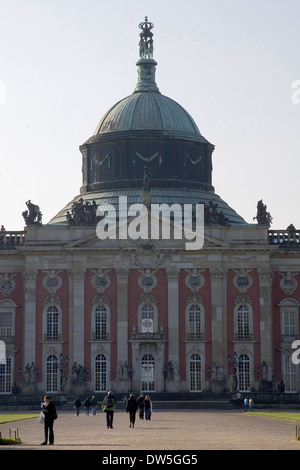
(92, 91), (205, 142)
(48, 18), (247, 226)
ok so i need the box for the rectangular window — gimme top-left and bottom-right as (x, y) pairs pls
(0, 358), (12, 393)
(95, 355), (107, 392)
(0, 312), (12, 337)
(238, 356), (250, 392)
(141, 306), (154, 333)
(283, 311), (296, 335)
(284, 356), (296, 392)
(95, 307), (107, 340)
(190, 354), (202, 391)
(237, 306), (250, 340)
(189, 306), (201, 339)
(46, 307), (59, 341)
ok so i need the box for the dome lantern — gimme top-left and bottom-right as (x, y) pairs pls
(135, 17), (159, 93)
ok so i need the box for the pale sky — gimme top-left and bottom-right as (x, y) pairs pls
(0, 0), (300, 231)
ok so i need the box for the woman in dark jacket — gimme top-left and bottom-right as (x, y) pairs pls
(142, 395), (152, 421)
(126, 393), (138, 428)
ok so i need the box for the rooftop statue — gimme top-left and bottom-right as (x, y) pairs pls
(67, 198), (101, 226)
(139, 16), (154, 60)
(135, 17), (159, 93)
(22, 200), (42, 226)
(253, 199), (273, 227)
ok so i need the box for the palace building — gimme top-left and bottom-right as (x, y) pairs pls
(1, 18), (300, 403)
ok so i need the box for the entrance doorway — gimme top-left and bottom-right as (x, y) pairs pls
(141, 354), (155, 391)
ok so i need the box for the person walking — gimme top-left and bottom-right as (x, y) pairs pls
(249, 397), (254, 411)
(137, 393), (145, 420)
(84, 397), (91, 415)
(102, 391), (116, 429)
(90, 395), (97, 416)
(41, 394), (57, 445)
(126, 393), (138, 428)
(143, 394), (152, 421)
(243, 396), (249, 412)
(74, 396), (81, 416)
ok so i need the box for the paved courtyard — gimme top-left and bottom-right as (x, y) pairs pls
(1, 408), (300, 451)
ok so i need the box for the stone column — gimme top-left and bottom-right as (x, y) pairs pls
(209, 268), (228, 392)
(68, 269), (86, 371)
(166, 269), (180, 391)
(115, 269), (129, 392)
(22, 270), (38, 368)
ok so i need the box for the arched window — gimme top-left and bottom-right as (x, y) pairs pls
(0, 357), (11, 393)
(189, 353), (202, 391)
(46, 355), (58, 392)
(46, 306), (59, 341)
(95, 306), (107, 340)
(43, 296), (61, 342)
(185, 294), (204, 341)
(95, 354), (107, 392)
(138, 294), (158, 333)
(92, 295), (110, 341)
(188, 305), (202, 340)
(141, 354), (155, 391)
(141, 305), (154, 333)
(234, 296), (253, 341)
(238, 354), (250, 392)
(237, 305), (250, 340)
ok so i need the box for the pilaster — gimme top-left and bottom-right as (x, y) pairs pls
(116, 269), (129, 391)
(209, 268), (228, 391)
(258, 268), (273, 366)
(22, 270), (38, 367)
(166, 269), (180, 390)
(68, 269), (86, 367)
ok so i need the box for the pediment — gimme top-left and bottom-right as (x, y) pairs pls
(64, 225), (230, 250)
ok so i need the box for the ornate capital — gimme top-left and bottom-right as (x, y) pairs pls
(209, 268), (227, 282)
(68, 268), (86, 281)
(22, 269), (38, 282)
(166, 269), (179, 282)
(116, 268), (129, 282)
(257, 268), (273, 283)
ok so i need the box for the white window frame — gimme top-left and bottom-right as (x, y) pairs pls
(0, 300), (17, 340)
(138, 301), (158, 333)
(233, 301), (253, 341)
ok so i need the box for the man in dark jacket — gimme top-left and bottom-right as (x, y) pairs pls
(102, 391), (116, 429)
(137, 393), (145, 420)
(41, 395), (57, 445)
(126, 393), (138, 428)
(74, 396), (81, 416)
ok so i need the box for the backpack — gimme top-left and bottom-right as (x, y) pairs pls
(106, 396), (113, 407)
